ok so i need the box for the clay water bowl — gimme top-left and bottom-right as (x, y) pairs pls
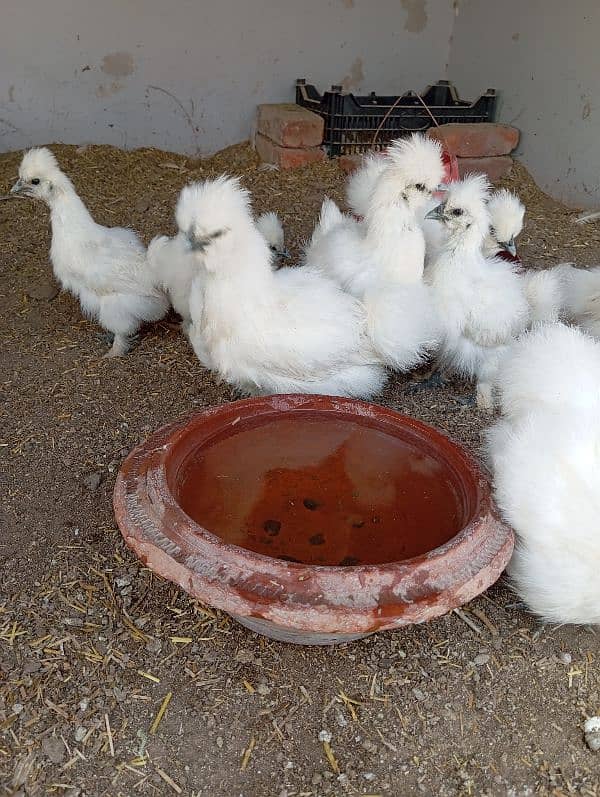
(114, 395), (513, 645)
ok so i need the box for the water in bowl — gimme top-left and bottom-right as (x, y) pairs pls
(177, 415), (466, 566)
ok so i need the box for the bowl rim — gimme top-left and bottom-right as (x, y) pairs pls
(114, 395), (513, 633)
(115, 394), (502, 572)
(153, 394), (489, 573)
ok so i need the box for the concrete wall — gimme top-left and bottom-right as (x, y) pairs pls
(0, 0), (455, 156)
(448, 0), (600, 208)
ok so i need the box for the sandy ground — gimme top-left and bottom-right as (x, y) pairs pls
(1, 143), (600, 797)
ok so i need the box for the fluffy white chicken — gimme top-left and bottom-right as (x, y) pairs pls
(11, 147), (168, 356)
(425, 174), (531, 409)
(346, 144), (456, 219)
(481, 188), (562, 324)
(179, 175), (387, 397)
(256, 211), (289, 263)
(303, 135), (443, 371)
(552, 263), (600, 338)
(482, 188), (524, 259)
(345, 150), (447, 264)
(486, 322), (600, 624)
(147, 206), (286, 329)
(306, 134), (444, 293)
(347, 156), (525, 269)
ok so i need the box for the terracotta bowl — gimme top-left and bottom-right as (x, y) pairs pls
(114, 395), (513, 645)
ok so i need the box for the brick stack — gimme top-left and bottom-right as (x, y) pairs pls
(333, 123), (519, 181)
(254, 106), (519, 181)
(427, 123), (519, 181)
(255, 104), (326, 169)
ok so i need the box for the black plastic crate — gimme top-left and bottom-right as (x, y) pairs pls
(295, 79), (497, 157)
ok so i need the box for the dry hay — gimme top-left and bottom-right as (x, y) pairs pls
(1, 142), (600, 797)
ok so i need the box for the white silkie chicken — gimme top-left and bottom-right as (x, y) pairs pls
(425, 175), (531, 410)
(551, 263), (600, 338)
(482, 188), (562, 325)
(306, 134), (444, 293)
(255, 211), (289, 263)
(349, 163), (525, 264)
(347, 155), (525, 271)
(486, 322), (600, 624)
(10, 147), (168, 356)
(345, 149), (446, 261)
(303, 134), (443, 371)
(179, 175), (387, 397)
(482, 188), (524, 260)
(147, 206), (286, 329)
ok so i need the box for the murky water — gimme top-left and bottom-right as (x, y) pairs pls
(176, 416), (466, 566)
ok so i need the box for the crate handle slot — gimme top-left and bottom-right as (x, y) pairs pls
(372, 92), (440, 145)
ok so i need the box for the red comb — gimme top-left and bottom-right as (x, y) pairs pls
(441, 148), (459, 183)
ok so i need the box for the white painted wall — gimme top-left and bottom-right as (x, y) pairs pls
(448, 0), (600, 207)
(0, 0), (455, 155)
(5, 0), (597, 205)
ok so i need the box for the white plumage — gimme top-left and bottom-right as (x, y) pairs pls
(362, 280), (441, 372)
(147, 202), (286, 329)
(482, 188), (525, 258)
(303, 134), (443, 371)
(304, 196), (441, 371)
(486, 323), (600, 624)
(255, 211), (288, 262)
(521, 268), (564, 324)
(147, 231), (193, 326)
(345, 149), (445, 265)
(307, 196), (351, 253)
(306, 134), (445, 292)
(346, 155), (528, 269)
(425, 174), (531, 409)
(180, 175), (387, 397)
(11, 147), (168, 356)
(345, 151), (386, 219)
(481, 188), (562, 324)
(552, 263), (600, 338)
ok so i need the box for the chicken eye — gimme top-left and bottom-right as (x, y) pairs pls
(415, 183), (425, 192)
(31, 178), (40, 185)
(489, 225), (496, 236)
(451, 208), (464, 217)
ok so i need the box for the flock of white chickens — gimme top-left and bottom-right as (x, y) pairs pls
(9, 136), (600, 626)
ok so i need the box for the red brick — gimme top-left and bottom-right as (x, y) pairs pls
(457, 156), (513, 182)
(337, 154), (364, 175)
(427, 123), (519, 158)
(256, 103), (324, 148)
(255, 133), (326, 169)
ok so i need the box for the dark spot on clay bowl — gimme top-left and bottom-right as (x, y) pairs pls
(263, 519), (281, 536)
(114, 395), (513, 645)
(338, 555), (361, 567)
(303, 498), (320, 511)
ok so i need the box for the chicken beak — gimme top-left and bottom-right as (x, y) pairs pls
(186, 231), (207, 253)
(278, 248), (291, 259)
(502, 237), (517, 256)
(10, 179), (24, 195)
(425, 203), (445, 221)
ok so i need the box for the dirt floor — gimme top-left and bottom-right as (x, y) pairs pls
(2, 142), (600, 797)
